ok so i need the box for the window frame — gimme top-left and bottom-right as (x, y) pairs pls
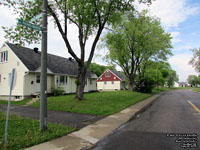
(105, 72), (110, 77)
(0, 51), (8, 63)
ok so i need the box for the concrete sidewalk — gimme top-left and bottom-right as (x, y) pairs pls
(26, 93), (162, 150)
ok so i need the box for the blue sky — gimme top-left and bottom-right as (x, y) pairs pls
(0, 0), (200, 82)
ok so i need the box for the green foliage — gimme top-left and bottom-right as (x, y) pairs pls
(187, 75), (200, 87)
(51, 86), (65, 96)
(189, 48), (200, 73)
(0, 112), (76, 150)
(89, 63), (116, 77)
(166, 70), (179, 88)
(103, 11), (173, 90)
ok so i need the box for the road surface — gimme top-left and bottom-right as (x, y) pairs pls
(91, 90), (200, 150)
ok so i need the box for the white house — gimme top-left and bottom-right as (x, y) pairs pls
(0, 42), (97, 101)
(96, 69), (126, 91)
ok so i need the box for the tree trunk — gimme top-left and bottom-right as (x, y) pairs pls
(128, 75), (134, 91)
(76, 67), (86, 100)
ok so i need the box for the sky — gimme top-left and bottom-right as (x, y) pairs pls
(0, 0), (200, 82)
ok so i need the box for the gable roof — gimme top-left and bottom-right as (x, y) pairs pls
(110, 70), (126, 81)
(6, 42), (97, 78)
(97, 69), (126, 81)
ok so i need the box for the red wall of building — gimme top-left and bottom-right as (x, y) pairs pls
(97, 70), (121, 82)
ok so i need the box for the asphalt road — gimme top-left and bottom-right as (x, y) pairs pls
(91, 90), (200, 150)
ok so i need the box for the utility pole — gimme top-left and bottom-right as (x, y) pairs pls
(40, 0), (48, 131)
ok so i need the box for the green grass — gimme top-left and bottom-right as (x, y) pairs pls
(192, 88), (200, 92)
(31, 90), (163, 116)
(0, 112), (76, 150)
(0, 98), (32, 105)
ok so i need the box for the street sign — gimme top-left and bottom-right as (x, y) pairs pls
(30, 13), (42, 22)
(18, 19), (42, 31)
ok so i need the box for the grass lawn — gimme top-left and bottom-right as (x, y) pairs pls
(31, 90), (165, 116)
(0, 98), (32, 105)
(0, 112), (76, 150)
(192, 88), (200, 92)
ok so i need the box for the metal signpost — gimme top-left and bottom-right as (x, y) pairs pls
(40, 0), (48, 131)
(17, 0), (48, 131)
(5, 68), (16, 145)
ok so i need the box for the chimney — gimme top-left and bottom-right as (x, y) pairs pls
(33, 47), (39, 53)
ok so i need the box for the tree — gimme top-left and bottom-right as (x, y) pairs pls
(166, 70), (179, 88)
(1, 0), (152, 100)
(136, 61), (171, 92)
(89, 63), (115, 77)
(189, 48), (200, 74)
(104, 11), (172, 91)
(187, 75), (200, 87)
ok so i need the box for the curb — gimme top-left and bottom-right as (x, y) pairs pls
(26, 92), (163, 150)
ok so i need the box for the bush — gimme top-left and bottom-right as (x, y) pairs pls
(51, 86), (65, 96)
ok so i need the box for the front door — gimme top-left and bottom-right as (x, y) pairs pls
(35, 74), (40, 92)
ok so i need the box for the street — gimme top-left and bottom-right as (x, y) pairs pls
(91, 90), (200, 150)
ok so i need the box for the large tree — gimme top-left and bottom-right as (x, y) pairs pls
(166, 69), (179, 88)
(1, 0), (152, 100)
(189, 48), (200, 74)
(104, 11), (173, 91)
(136, 61), (172, 92)
(187, 75), (200, 87)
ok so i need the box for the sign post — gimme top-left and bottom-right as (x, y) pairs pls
(40, 0), (48, 131)
(5, 68), (16, 145)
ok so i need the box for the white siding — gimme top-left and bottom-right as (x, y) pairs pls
(55, 76), (97, 93)
(23, 73), (54, 96)
(0, 44), (28, 99)
(97, 81), (121, 91)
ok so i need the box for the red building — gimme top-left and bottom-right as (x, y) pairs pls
(96, 69), (126, 91)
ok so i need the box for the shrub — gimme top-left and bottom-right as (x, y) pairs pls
(51, 86), (65, 96)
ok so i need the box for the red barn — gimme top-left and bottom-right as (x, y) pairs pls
(96, 69), (126, 91)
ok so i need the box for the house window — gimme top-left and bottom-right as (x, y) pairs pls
(90, 79), (92, 85)
(85, 79), (87, 85)
(60, 76), (65, 85)
(0, 51), (8, 63)
(105, 72), (110, 77)
(112, 81), (114, 84)
(56, 75), (68, 86)
(36, 75), (40, 83)
(104, 81), (107, 85)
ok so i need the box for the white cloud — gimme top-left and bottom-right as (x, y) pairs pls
(170, 31), (181, 43)
(136, 0), (199, 28)
(169, 53), (198, 82)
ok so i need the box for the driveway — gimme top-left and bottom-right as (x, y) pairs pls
(0, 104), (104, 129)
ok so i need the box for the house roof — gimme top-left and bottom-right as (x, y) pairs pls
(96, 69), (126, 81)
(110, 70), (126, 81)
(6, 42), (97, 78)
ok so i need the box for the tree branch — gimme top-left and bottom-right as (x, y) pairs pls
(48, 5), (80, 64)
